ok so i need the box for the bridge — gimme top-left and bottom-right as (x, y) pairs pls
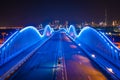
(0, 25), (120, 80)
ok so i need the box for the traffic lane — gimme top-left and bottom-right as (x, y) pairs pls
(61, 33), (109, 80)
(10, 53), (55, 80)
(65, 53), (108, 80)
(9, 33), (60, 80)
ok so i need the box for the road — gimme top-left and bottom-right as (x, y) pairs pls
(8, 30), (110, 80)
(61, 33), (109, 80)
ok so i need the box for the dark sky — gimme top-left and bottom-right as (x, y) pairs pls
(0, 0), (120, 26)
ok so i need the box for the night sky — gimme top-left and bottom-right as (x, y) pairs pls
(0, 0), (120, 26)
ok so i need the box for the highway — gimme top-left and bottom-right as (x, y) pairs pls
(8, 30), (110, 80)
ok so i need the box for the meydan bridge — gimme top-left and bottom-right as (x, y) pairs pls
(0, 25), (120, 80)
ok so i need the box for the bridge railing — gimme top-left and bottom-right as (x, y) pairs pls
(99, 31), (120, 50)
(0, 31), (19, 66)
(0, 31), (19, 48)
(67, 26), (120, 69)
(98, 31), (120, 67)
(0, 25), (54, 67)
(0, 27), (42, 66)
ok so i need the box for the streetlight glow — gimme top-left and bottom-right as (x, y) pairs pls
(91, 54), (96, 58)
(106, 67), (114, 74)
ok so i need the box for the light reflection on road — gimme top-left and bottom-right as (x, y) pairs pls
(65, 54), (107, 80)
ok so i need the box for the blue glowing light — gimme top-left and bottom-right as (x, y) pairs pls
(0, 26), (43, 66)
(68, 25), (77, 38)
(43, 25), (54, 37)
(0, 25), (56, 66)
(20, 26), (42, 37)
(0, 31), (18, 48)
(0, 24), (120, 71)
(68, 25), (120, 71)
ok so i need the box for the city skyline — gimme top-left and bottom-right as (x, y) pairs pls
(0, 0), (120, 26)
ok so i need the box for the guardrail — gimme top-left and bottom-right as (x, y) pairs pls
(0, 32), (54, 80)
(0, 31), (19, 48)
(66, 26), (120, 80)
(98, 32), (120, 68)
(0, 31), (19, 66)
(66, 32), (120, 80)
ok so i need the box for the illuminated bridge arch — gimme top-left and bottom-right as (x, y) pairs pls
(68, 25), (77, 39)
(0, 26), (41, 66)
(43, 25), (54, 37)
(76, 27), (120, 67)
